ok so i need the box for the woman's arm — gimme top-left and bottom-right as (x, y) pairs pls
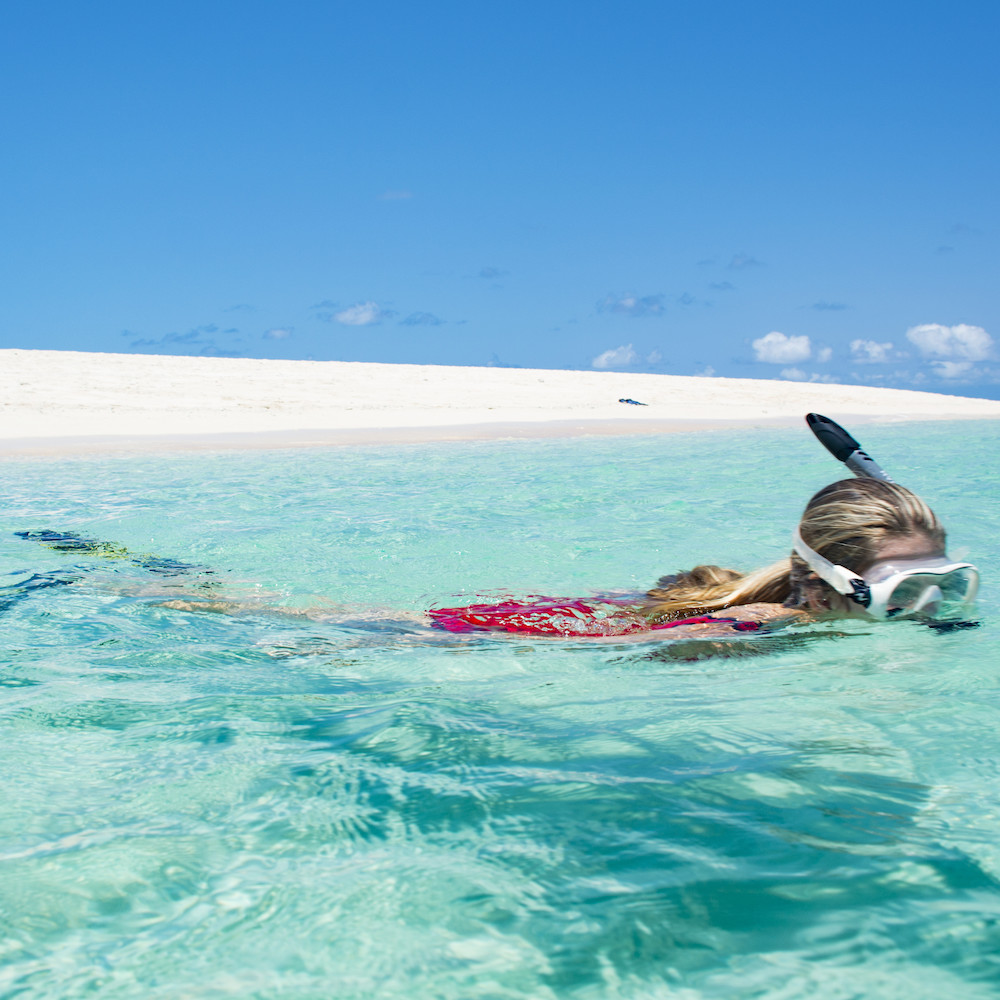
(647, 602), (805, 639)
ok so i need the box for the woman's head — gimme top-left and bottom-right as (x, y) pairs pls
(788, 479), (945, 611)
(644, 478), (948, 620)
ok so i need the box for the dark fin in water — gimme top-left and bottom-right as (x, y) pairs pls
(0, 571), (79, 613)
(14, 529), (207, 577)
(137, 556), (208, 575)
(14, 530), (128, 558)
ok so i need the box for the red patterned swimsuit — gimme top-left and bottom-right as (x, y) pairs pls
(428, 597), (761, 638)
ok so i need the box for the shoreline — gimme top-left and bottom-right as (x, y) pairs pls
(3, 348), (1000, 456)
(0, 413), (993, 457)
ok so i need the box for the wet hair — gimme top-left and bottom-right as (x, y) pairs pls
(644, 479), (945, 621)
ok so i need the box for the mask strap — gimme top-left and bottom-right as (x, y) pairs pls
(792, 527), (872, 608)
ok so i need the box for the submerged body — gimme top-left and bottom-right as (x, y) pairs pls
(8, 474), (979, 643)
(427, 478), (978, 639)
(428, 596), (792, 638)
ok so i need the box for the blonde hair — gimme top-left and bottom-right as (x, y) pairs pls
(643, 479), (945, 621)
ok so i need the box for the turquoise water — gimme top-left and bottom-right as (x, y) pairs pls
(2, 421), (1000, 999)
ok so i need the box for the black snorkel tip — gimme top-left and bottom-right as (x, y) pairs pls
(805, 413), (894, 483)
(805, 413), (861, 463)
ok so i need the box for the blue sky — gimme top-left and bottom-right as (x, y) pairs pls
(3, 1), (998, 397)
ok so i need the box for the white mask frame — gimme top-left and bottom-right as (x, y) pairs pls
(792, 526), (979, 619)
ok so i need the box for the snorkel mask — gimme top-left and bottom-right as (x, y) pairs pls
(800, 414), (980, 620)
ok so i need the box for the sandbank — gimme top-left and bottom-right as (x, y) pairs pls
(2, 348), (999, 456)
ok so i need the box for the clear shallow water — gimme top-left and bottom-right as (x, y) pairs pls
(2, 421), (1000, 999)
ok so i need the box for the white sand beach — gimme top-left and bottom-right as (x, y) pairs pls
(3, 348), (1000, 455)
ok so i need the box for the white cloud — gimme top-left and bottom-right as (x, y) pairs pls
(933, 360), (975, 379)
(816, 346), (833, 363)
(753, 331), (811, 364)
(646, 349), (663, 364)
(399, 312), (444, 326)
(334, 301), (388, 326)
(263, 327), (292, 340)
(781, 368), (838, 383)
(592, 344), (637, 369)
(850, 339), (895, 363)
(598, 294), (664, 317)
(728, 253), (762, 270)
(905, 323), (993, 362)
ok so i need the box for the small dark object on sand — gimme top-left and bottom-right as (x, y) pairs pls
(618, 398), (647, 406)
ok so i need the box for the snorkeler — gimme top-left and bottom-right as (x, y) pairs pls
(428, 477), (975, 638)
(10, 416), (979, 641)
(429, 416), (979, 638)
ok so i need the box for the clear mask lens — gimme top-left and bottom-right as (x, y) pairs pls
(884, 569), (978, 616)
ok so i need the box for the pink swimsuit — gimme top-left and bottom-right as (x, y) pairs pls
(428, 597), (761, 638)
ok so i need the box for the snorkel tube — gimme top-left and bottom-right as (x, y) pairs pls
(805, 413), (893, 482)
(799, 413), (893, 610)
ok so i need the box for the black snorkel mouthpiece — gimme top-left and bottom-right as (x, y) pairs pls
(806, 413), (894, 482)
